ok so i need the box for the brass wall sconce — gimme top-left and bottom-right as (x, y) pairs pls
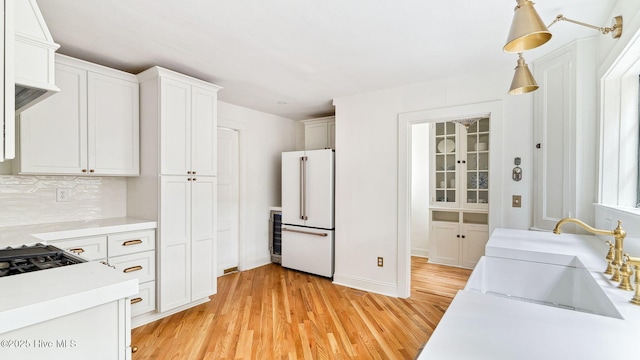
(504, 0), (623, 95)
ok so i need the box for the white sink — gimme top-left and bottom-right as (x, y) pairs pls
(465, 256), (622, 319)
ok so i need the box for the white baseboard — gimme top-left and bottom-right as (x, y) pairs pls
(241, 255), (271, 271)
(332, 273), (399, 297)
(411, 248), (429, 258)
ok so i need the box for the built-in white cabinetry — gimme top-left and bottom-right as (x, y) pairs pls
(430, 211), (488, 268)
(429, 118), (490, 268)
(50, 229), (157, 319)
(127, 66), (222, 316)
(160, 78), (218, 176)
(532, 39), (597, 231)
(302, 116), (335, 150)
(18, 54), (139, 176)
(159, 175), (217, 311)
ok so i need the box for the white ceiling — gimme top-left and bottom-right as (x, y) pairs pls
(35, 0), (616, 120)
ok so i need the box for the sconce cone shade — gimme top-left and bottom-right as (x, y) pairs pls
(509, 54), (538, 95)
(504, 0), (552, 53)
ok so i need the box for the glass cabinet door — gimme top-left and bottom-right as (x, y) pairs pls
(465, 118), (489, 206)
(434, 122), (457, 205)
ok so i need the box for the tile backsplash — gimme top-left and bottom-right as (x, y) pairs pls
(0, 175), (126, 227)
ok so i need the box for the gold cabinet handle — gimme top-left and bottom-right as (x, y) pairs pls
(132, 345), (138, 353)
(130, 297), (143, 305)
(69, 248), (85, 254)
(123, 239), (143, 246)
(124, 265), (143, 273)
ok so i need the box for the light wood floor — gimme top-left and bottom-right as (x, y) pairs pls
(131, 257), (471, 360)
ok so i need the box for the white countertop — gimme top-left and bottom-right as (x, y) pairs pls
(0, 262), (138, 334)
(418, 228), (640, 359)
(0, 217), (157, 248)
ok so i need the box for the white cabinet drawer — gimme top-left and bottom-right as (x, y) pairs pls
(108, 230), (155, 257)
(130, 281), (156, 317)
(109, 250), (155, 284)
(51, 235), (108, 261)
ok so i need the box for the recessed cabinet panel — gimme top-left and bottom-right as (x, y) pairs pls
(160, 78), (191, 175)
(191, 87), (218, 176)
(159, 176), (192, 312)
(20, 63), (87, 174)
(461, 225), (489, 268)
(430, 222), (459, 266)
(88, 72), (139, 175)
(191, 176), (217, 300)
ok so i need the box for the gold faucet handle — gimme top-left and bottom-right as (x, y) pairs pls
(618, 254), (634, 291)
(604, 241), (615, 275)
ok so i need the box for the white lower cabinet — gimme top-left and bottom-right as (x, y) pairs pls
(131, 281), (156, 317)
(159, 175), (217, 312)
(429, 210), (488, 268)
(52, 235), (108, 261)
(50, 229), (157, 320)
(0, 299), (131, 359)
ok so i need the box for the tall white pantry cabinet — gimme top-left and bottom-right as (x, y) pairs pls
(127, 67), (222, 314)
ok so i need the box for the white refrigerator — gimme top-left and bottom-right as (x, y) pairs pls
(281, 149), (335, 277)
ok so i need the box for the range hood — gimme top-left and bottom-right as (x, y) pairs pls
(14, 0), (59, 113)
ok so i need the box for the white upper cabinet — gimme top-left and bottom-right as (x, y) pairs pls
(18, 54), (139, 176)
(160, 78), (218, 176)
(302, 116), (335, 150)
(430, 119), (490, 210)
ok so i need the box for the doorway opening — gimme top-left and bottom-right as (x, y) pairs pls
(397, 101), (503, 298)
(217, 127), (240, 276)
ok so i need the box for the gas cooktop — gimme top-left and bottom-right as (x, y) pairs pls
(0, 244), (86, 277)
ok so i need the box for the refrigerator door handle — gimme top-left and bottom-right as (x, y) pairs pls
(300, 156), (308, 220)
(282, 227), (328, 237)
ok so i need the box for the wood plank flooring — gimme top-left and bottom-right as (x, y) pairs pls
(131, 257), (471, 360)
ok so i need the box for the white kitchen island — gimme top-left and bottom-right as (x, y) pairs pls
(418, 228), (640, 359)
(0, 217), (156, 359)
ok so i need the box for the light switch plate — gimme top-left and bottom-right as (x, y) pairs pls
(512, 195), (521, 208)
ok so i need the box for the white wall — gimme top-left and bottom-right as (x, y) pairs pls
(217, 101), (297, 270)
(411, 123), (429, 257)
(332, 69), (533, 296)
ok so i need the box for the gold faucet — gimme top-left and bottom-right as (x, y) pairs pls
(553, 218), (626, 281)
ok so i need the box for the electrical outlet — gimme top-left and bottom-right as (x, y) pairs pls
(512, 195), (521, 208)
(56, 188), (69, 202)
(377, 257), (383, 267)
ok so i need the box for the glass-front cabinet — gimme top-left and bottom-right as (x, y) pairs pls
(433, 122), (458, 205)
(465, 118), (489, 206)
(431, 118), (489, 209)
(429, 116), (490, 269)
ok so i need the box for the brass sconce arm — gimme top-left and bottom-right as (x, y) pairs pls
(547, 15), (623, 38)
(553, 218), (626, 281)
